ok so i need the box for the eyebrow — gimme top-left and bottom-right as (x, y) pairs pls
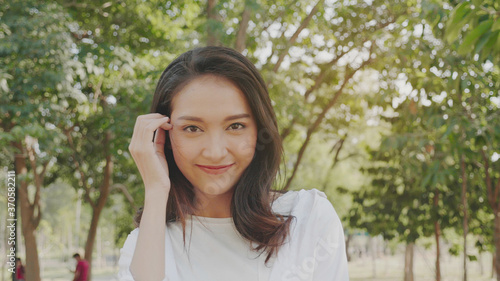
(177, 113), (251, 122)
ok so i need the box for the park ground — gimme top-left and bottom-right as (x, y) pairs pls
(31, 249), (496, 281)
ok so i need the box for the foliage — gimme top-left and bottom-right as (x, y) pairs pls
(443, 0), (500, 62)
(2, 0), (499, 278)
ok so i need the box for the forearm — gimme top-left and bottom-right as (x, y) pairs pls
(130, 188), (169, 281)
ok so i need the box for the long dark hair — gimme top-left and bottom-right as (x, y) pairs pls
(135, 46), (294, 263)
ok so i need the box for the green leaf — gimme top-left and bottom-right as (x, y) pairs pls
(445, 2), (471, 43)
(481, 30), (499, 59)
(468, 255), (478, 261)
(458, 19), (494, 55)
(446, 2), (470, 31)
(421, 172), (432, 188)
(475, 31), (492, 54)
(493, 19), (500, 32)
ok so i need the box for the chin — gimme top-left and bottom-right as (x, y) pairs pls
(194, 172), (241, 194)
(197, 183), (235, 196)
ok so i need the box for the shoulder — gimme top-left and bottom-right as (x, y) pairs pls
(272, 188), (341, 234)
(119, 227), (140, 258)
(127, 227), (140, 237)
(269, 189), (348, 280)
(288, 188), (342, 235)
(274, 188), (338, 217)
(297, 188), (339, 219)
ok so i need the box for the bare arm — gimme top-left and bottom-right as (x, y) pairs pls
(130, 188), (168, 281)
(128, 114), (173, 281)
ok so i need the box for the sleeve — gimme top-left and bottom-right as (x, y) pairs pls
(311, 199), (349, 281)
(117, 228), (139, 281)
(117, 229), (171, 281)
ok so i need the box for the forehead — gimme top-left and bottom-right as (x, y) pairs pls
(171, 75), (252, 115)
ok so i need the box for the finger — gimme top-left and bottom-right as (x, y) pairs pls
(132, 114), (166, 140)
(138, 113), (168, 119)
(154, 127), (166, 144)
(151, 118), (171, 144)
(143, 117), (170, 133)
(154, 129), (166, 154)
(160, 122), (173, 130)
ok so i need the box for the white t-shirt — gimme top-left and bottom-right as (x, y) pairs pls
(118, 188), (349, 281)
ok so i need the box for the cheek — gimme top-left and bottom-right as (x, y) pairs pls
(169, 130), (192, 149)
(169, 131), (195, 164)
(234, 131), (258, 160)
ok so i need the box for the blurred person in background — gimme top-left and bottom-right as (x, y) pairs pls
(15, 258), (25, 281)
(72, 253), (89, 281)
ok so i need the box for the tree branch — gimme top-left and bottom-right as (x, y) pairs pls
(272, 0), (324, 72)
(303, 49), (348, 101)
(63, 128), (95, 209)
(280, 50), (349, 140)
(112, 183), (137, 212)
(283, 48), (374, 189)
(235, 3), (252, 52)
(331, 134), (347, 169)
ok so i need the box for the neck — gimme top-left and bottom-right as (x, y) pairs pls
(193, 188), (233, 218)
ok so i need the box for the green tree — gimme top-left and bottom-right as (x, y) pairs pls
(0, 1), (85, 280)
(445, 0), (500, 62)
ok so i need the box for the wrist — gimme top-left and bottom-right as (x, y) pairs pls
(144, 188), (169, 204)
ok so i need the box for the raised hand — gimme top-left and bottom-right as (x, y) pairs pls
(128, 113), (173, 194)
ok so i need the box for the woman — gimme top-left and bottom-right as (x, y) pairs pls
(118, 46), (349, 281)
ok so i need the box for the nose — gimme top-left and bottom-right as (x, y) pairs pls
(201, 131), (228, 162)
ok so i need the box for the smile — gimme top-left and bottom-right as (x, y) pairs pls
(196, 164), (235, 175)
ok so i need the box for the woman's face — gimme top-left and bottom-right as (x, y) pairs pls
(169, 75), (258, 201)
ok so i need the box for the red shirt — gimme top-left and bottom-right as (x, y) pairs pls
(75, 260), (89, 281)
(16, 265), (25, 279)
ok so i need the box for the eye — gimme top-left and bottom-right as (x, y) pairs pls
(227, 123), (245, 130)
(183, 125), (202, 133)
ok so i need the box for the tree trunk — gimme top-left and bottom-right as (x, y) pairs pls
(22, 228), (40, 281)
(206, 0), (218, 45)
(479, 251), (484, 276)
(235, 4), (251, 52)
(434, 188), (441, 281)
(84, 205), (104, 281)
(495, 213), (500, 281)
(461, 154), (468, 281)
(345, 232), (353, 262)
(83, 131), (114, 281)
(404, 242), (414, 281)
(13, 141), (41, 281)
(493, 251), (497, 279)
(480, 149), (500, 280)
(371, 236), (377, 278)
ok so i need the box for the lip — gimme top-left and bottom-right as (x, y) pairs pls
(196, 164), (234, 175)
